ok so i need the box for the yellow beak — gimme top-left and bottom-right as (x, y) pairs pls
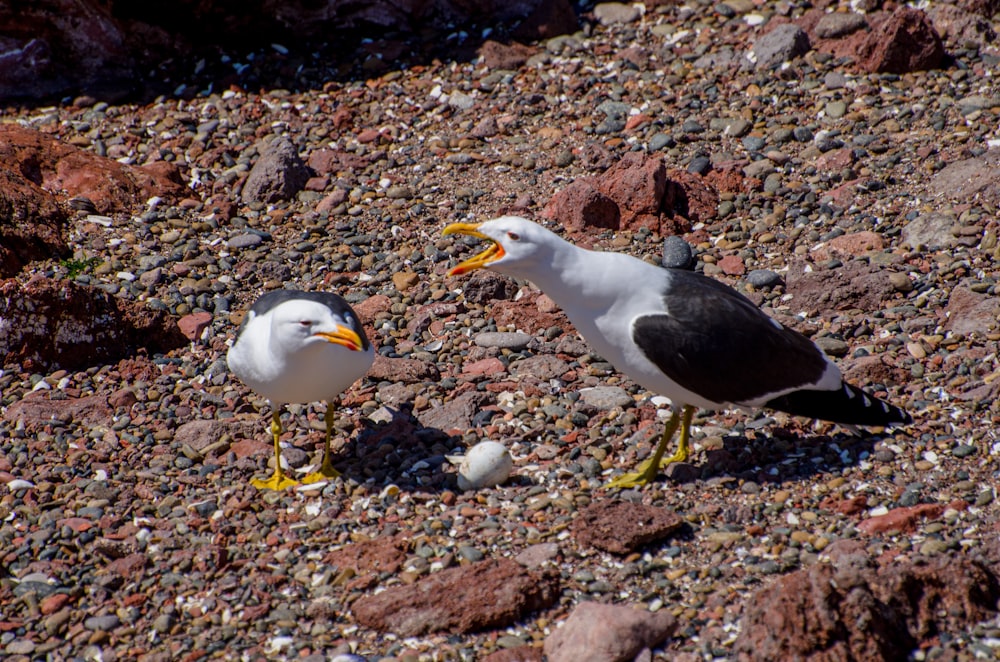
(442, 223), (505, 276)
(314, 326), (365, 352)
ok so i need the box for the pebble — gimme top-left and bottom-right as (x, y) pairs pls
(662, 235), (693, 269)
(474, 332), (533, 350)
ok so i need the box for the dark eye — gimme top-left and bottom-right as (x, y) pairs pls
(299, 320), (312, 328)
(507, 231), (520, 241)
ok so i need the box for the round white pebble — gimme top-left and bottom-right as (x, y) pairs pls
(450, 441), (513, 490)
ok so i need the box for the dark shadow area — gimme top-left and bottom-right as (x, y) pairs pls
(0, 0), (584, 107)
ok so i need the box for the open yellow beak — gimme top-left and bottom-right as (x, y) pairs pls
(442, 223), (505, 276)
(314, 326), (365, 352)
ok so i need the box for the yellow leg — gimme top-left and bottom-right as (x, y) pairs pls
(302, 404), (341, 484)
(251, 409), (299, 490)
(606, 405), (696, 489)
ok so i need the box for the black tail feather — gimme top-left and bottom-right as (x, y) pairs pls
(764, 382), (911, 427)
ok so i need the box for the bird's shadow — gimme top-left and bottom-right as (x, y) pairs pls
(322, 403), (460, 493)
(660, 423), (885, 487)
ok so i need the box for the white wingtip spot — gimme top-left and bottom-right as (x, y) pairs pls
(881, 402), (890, 413)
(844, 384), (856, 398)
(862, 394), (872, 407)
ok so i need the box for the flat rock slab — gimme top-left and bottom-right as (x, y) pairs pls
(352, 558), (559, 636)
(544, 601), (678, 662)
(571, 501), (683, 554)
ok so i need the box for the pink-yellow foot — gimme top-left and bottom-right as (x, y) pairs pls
(251, 409), (300, 490)
(302, 405), (342, 484)
(605, 405), (695, 489)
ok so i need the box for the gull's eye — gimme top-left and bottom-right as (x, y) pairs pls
(299, 320), (312, 328)
(507, 231), (520, 241)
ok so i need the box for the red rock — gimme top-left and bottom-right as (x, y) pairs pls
(241, 137), (310, 204)
(39, 593), (71, 615)
(352, 558), (559, 636)
(462, 357), (507, 376)
(0, 125), (185, 214)
(944, 286), (1000, 336)
(0, 164), (68, 278)
(461, 271), (518, 304)
(812, 231), (886, 261)
(306, 149), (372, 176)
(482, 647), (544, 662)
(228, 438), (270, 459)
(177, 311), (213, 341)
(3, 393), (112, 428)
(718, 254), (746, 276)
(571, 501), (683, 554)
(784, 261), (897, 316)
(929, 148), (1000, 204)
(814, 146), (856, 172)
(511, 0), (579, 41)
(665, 169), (718, 227)
(175, 419), (259, 453)
(322, 534), (409, 575)
(596, 152), (667, 231)
(57, 517), (94, 533)
(860, 8), (945, 73)
(542, 179), (621, 231)
(479, 40), (537, 70)
(368, 355), (440, 382)
(491, 291), (573, 336)
(105, 552), (148, 577)
(415, 391), (495, 433)
(356, 129), (381, 144)
(0, 277), (186, 372)
(857, 503), (945, 535)
(544, 601), (678, 662)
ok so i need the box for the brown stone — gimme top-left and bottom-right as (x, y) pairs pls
(944, 286), (1000, 336)
(177, 311), (213, 341)
(174, 419), (259, 453)
(784, 261), (897, 316)
(859, 8), (945, 74)
(857, 503), (947, 535)
(812, 231), (886, 261)
(735, 541), (1000, 662)
(571, 501), (683, 554)
(368, 355), (441, 382)
(352, 558), (559, 636)
(596, 152), (667, 231)
(665, 169), (717, 227)
(542, 179), (621, 232)
(0, 165), (69, 278)
(482, 647), (544, 662)
(544, 601), (678, 662)
(490, 290), (573, 336)
(322, 534), (409, 576)
(478, 40), (537, 70)
(0, 125), (185, 215)
(415, 391), (495, 433)
(0, 277), (187, 372)
(2, 393), (112, 428)
(928, 148), (1000, 203)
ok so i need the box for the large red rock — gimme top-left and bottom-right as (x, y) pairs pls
(784, 260), (898, 316)
(571, 501), (683, 555)
(352, 558), (560, 636)
(544, 601), (678, 662)
(0, 125), (186, 215)
(859, 8), (945, 73)
(0, 165), (69, 278)
(0, 277), (187, 372)
(734, 540), (1000, 661)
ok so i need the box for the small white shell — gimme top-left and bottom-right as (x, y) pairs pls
(448, 441), (513, 490)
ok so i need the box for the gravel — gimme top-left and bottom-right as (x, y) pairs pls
(3, 1), (1000, 660)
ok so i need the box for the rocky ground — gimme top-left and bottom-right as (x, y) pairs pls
(3, 0), (1000, 660)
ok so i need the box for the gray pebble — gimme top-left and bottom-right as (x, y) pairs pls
(226, 233), (264, 249)
(743, 135), (766, 152)
(688, 156), (712, 175)
(746, 269), (782, 288)
(84, 614), (121, 631)
(662, 235), (693, 269)
(649, 133), (674, 152)
(474, 331), (532, 350)
(813, 336), (850, 357)
(578, 386), (634, 410)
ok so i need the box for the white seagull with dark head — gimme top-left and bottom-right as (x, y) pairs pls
(443, 216), (911, 488)
(227, 290), (374, 490)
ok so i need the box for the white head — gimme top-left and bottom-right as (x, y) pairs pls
(442, 216), (565, 278)
(267, 300), (366, 356)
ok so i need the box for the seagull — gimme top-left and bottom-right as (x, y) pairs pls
(443, 216), (911, 488)
(227, 290), (374, 490)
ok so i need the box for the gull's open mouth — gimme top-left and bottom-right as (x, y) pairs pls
(442, 222), (506, 275)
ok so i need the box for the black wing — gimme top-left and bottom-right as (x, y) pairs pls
(632, 269), (829, 405)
